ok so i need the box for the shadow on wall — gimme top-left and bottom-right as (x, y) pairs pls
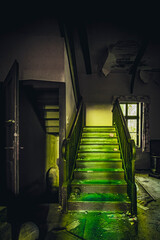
(19, 88), (59, 202)
(19, 87), (46, 201)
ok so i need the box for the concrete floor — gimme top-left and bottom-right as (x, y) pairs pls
(43, 172), (160, 240)
(5, 172), (159, 239)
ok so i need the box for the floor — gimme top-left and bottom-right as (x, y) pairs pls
(8, 171), (160, 239)
(41, 171), (160, 240)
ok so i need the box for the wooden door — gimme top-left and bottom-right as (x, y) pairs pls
(4, 60), (19, 195)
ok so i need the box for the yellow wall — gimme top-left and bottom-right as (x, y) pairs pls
(45, 134), (59, 187)
(86, 104), (112, 126)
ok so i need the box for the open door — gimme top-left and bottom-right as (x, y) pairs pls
(4, 60), (19, 196)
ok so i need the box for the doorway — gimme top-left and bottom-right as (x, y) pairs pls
(0, 61), (66, 205)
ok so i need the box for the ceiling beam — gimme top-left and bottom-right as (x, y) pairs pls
(130, 38), (148, 94)
(78, 24), (92, 74)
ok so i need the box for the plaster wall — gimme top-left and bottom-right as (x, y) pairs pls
(64, 44), (77, 137)
(80, 72), (129, 126)
(0, 20), (77, 139)
(79, 72), (160, 138)
(79, 72), (160, 169)
(0, 34), (64, 82)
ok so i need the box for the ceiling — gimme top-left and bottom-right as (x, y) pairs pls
(59, 5), (160, 92)
(1, 2), (160, 91)
(69, 18), (160, 73)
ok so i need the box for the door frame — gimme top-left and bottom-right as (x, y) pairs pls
(21, 80), (66, 203)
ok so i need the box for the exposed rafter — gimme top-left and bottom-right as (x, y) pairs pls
(130, 38), (148, 94)
(78, 23), (92, 74)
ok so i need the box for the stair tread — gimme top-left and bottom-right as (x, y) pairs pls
(68, 193), (130, 202)
(74, 168), (124, 172)
(83, 128), (116, 132)
(83, 131), (117, 133)
(78, 150), (120, 153)
(83, 126), (115, 128)
(82, 133), (117, 135)
(81, 137), (118, 139)
(76, 159), (122, 161)
(71, 179), (127, 185)
(78, 152), (121, 160)
(80, 143), (119, 145)
(82, 137), (117, 139)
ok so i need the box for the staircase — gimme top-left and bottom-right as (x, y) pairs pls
(68, 126), (131, 212)
(43, 105), (59, 134)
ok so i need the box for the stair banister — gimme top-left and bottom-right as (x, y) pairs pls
(112, 98), (137, 215)
(61, 99), (84, 211)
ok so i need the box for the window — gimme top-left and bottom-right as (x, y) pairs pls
(120, 103), (142, 147)
(113, 95), (150, 152)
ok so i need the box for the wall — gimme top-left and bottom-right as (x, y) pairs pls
(79, 71), (160, 136)
(45, 134), (59, 188)
(86, 103), (112, 126)
(0, 35), (64, 82)
(0, 19), (77, 139)
(79, 71), (160, 169)
(0, 18), (65, 82)
(80, 72), (130, 126)
(64, 44), (77, 137)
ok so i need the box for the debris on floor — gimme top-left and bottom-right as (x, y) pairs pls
(66, 220), (80, 231)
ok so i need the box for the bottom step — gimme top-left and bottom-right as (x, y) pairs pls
(68, 193), (131, 212)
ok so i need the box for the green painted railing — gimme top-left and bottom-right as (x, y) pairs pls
(61, 100), (84, 211)
(112, 99), (137, 215)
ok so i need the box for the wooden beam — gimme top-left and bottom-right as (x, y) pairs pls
(78, 24), (92, 74)
(130, 38), (148, 93)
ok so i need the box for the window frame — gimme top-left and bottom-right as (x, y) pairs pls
(120, 102), (141, 147)
(113, 95), (150, 152)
